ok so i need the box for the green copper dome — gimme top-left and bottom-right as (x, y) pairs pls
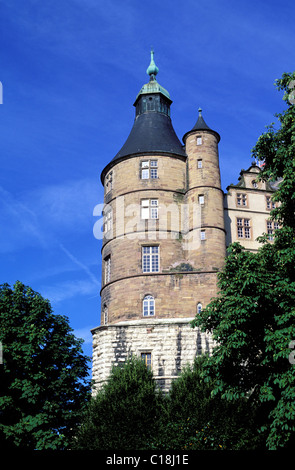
(146, 49), (159, 76)
(135, 49), (170, 101)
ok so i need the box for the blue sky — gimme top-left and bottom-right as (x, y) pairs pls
(1, 0), (294, 370)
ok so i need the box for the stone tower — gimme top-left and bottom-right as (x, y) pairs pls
(92, 51), (226, 392)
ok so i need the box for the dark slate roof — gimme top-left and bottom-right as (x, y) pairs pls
(183, 108), (220, 143)
(101, 111), (186, 183)
(113, 111), (186, 160)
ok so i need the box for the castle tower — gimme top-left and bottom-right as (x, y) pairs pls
(92, 52), (225, 392)
(183, 108), (225, 271)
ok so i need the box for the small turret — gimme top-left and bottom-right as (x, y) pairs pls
(183, 107), (225, 271)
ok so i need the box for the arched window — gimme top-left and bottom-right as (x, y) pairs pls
(143, 295), (155, 317)
(252, 180), (258, 188)
(197, 302), (202, 314)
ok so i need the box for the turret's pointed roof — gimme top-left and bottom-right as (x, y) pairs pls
(183, 108), (220, 142)
(101, 51), (186, 183)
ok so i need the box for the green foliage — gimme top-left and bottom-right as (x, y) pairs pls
(150, 357), (260, 450)
(73, 357), (163, 450)
(0, 281), (91, 449)
(74, 356), (260, 451)
(191, 72), (295, 450)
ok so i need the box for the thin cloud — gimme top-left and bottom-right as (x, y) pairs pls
(74, 326), (94, 345)
(0, 186), (47, 253)
(0, 178), (101, 253)
(59, 244), (100, 287)
(41, 279), (100, 304)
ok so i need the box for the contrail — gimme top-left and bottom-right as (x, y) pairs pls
(59, 243), (100, 286)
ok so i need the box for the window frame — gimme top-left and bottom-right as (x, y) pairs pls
(104, 207), (113, 234)
(266, 219), (279, 241)
(104, 255), (111, 284)
(252, 180), (258, 189)
(236, 193), (248, 207)
(141, 199), (158, 220)
(266, 195), (276, 210)
(236, 218), (251, 239)
(140, 160), (158, 179)
(103, 304), (108, 325)
(143, 295), (155, 317)
(141, 352), (152, 370)
(142, 245), (160, 273)
(105, 171), (113, 193)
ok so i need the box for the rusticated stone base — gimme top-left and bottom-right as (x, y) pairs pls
(91, 318), (215, 394)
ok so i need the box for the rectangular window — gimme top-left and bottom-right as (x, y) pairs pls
(150, 164), (158, 179)
(236, 193), (247, 207)
(105, 171), (113, 192)
(200, 230), (206, 240)
(266, 196), (276, 210)
(104, 256), (111, 283)
(142, 246), (159, 272)
(196, 136), (202, 145)
(104, 208), (112, 233)
(141, 199), (158, 219)
(141, 352), (152, 369)
(141, 160), (158, 179)
(267, 220), (279, 241)
(103, 305), (108, 325)
(237, 218), (251, 239)
(198, 195), (204, 205)
(197, 159), (202, 169)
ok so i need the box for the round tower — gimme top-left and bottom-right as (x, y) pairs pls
(183, 108), (226, 271)
(92, 52), (223, 392)
(100, 50), (187, 325)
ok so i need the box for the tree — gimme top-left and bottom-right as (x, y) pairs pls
(0, 281), (91, 450)
(152, 356), (260, 450)
(73, 357), (163, 450)
(191, 72), (295, 450)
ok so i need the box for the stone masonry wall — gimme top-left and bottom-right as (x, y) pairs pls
(92, 318), (215, 394)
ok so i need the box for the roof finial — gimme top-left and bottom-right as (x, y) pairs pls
(198, 107), (202, 115)
(146, 48), (159, 79)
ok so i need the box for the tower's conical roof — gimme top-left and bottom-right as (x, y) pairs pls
(183, 108), (220, 142)
(101, 51), (186, 183)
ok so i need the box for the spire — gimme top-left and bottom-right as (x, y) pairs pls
(193, 107), (212, 131)
(135, 49), (170, 101)
(100, 50), (186, 181)
(183, 107), (220, 143)
(146, 48), (159, 80)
